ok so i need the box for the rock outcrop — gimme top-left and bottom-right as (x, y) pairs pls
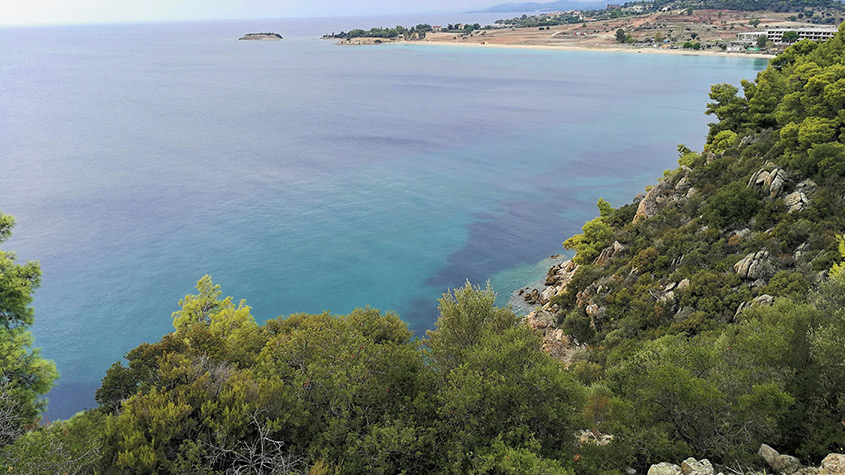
(239, 32), (284, 40)
(680, 458), (715, 475)
(734, 250), (774, 280)
(595, 241), (626, 266)
(634, 181), (670, 224)
(784, 191), (810, 213)
(820, 454), (845, 474)
(754, 444), (845, 475)
(748, 165), (788, 198)
(647, 462), (682, 475)
(649, 447), (845, 475)
(646, 458), (715, 475)
(748, 166), (817, 213)
(524, 309), (585, 365)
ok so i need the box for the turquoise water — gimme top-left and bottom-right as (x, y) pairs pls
(0, 17), (767, 419)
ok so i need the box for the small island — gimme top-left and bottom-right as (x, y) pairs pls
(238, 32), (283, 40)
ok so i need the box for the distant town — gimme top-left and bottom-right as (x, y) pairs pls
(324, 0), (844, 55)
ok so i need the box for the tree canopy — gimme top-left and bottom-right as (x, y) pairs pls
(0, 210), (57, 446)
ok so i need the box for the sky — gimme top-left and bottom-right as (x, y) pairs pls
(0, 0), (586, 26)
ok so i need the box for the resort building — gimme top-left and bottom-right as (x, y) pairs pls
(737, 27), (838, 46)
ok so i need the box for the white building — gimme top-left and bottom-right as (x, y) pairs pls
(737, 27), (838, 46)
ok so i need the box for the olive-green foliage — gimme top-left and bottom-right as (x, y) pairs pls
(0, 210), (57, 445)
(52, 279), (586, 474)
(1, 410), (106, 473)
(607, 325), (794, 464)
(563, 200), (615, 265)
(701, 182), (762, 229)
(435, 326), (584, 473)
(426, 281), (518, 370)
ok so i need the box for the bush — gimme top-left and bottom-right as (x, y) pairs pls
(701, 182), (761, 229)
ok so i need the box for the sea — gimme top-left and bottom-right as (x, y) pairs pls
(0, 14), (768, 420)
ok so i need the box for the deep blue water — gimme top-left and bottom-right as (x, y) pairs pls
(0, 16), (768, 420)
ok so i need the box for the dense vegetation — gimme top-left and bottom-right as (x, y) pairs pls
(494, 13), (584, 28)
(2, 277), (587, 473)
(0, 213), (57, 446)
(324, 24), (434, 40)
(2, 22), (845, 475)
(496, 0), (844, 27)
(553, 22), (845, 467)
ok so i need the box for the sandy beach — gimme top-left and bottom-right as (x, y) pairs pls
(402, 40), (776, 59)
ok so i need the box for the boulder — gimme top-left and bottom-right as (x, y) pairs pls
(767, 168), (787, 198)
(733, 228), (752, 240)
(754, 294), (774, 306)
(740, 133), (760, 146)
(585, 303), (601, 317)
(595, 241), (627, 266)
(577, 429), (614, 446)
(523, 289), (541, 305)
(734, 301), (751, 320)
(674, 306), (695, 322)
(524, 310), (554, 330)
(748, 169), (771, 188)
(819, 453), (845, 475)
(748, 166), (788, 198)
(796, 178), (818, 195)
(734, 250), (773, 280)
(634, 182), (669, 224)
(659, 291), (676, 304)
(759, 443), (780, 466)
(545, 260), (579, 289)
(676, 278), (691, 291)
(648, 463), (682, 475)
(773, 454), (803, 474)
(784, 191), (809, 213)
(681, 458), (714, 475)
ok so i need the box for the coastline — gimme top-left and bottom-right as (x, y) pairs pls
(351, 39), (775, 59)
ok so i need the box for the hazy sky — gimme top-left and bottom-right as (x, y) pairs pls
(1, 0), (569, 26)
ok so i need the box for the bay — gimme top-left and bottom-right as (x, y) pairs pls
(0, 16), (767, 419)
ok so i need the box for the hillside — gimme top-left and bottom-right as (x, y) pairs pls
(524, 22), (845, 467)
